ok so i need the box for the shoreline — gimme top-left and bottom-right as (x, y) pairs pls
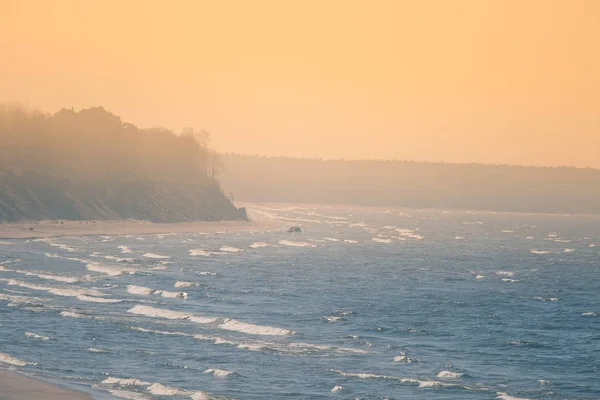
(0, 369), (97, 400)
(0, 218), (282, 239)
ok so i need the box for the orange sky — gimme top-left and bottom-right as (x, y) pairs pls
(1, 0), (599, 167)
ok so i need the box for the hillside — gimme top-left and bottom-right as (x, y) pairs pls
(221, 154), (600, 214)
(0, 106), (244, 222)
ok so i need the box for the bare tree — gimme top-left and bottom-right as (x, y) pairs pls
(206, 149), (225, 182)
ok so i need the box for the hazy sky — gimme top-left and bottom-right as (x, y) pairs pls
(1, 0), (599, 167)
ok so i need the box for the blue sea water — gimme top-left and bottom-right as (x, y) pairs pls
(0, 203), (599, 400)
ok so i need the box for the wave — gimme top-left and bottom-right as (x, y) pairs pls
(332, 370), (458, 388)
(102, 377), (151, 386)
(323, 237), (340, 242)
(533, 296), (558, 301)
(117, 245), (133, 253)
(105, 390), (150, 400)
(127, 285), (188, 299)
(475, 275), (486, 279)
(502, 279), (520, 283)
(496, 392), (532, 400)
(142, 253), (170, 259)
(395, 228), (424, 240)
(331, 385), (344, 392)
(436, 371), (463, 379)
(189, 249), (210, 256)
(393, 351), (416, 363)
(343, 239), (359, 244)
(3, 279), (121, 303)
(219, 246), (243, 253)
(0, 240), (13, 245)
(218, 319), (294, 336)
(24, 331), (50, 341)
(87, 263), (137, 276)
(0, 352), (29, 366)
(174, 281), (194, 288)
(61, 310), (87, 318)
(496, 271), (514, 277)
(278, 240), (316, 248)
(88, 347), (108, 353)
(132, 326), (365, 356)
(249, 242), (270, 248)
(127, 305), (217, 324)
(531, 250), (553, 254)
(203, 368), (233, 378)
(582, 312), (598, 317)
(3, 268), (79, 283)
(371, 237), (391, 243)
(564, 248), (576, 253)
(50, 243), (80, 252)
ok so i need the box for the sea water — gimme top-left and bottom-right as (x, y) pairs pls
(0, 203), (599, 399)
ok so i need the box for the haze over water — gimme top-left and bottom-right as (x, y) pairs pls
(1, 204), (599, 399)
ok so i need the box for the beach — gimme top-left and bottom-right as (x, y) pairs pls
(0, 370), (94, 400)
(0, 218), (280, 240)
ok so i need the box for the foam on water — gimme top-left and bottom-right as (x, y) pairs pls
(61, 310), (86, 318)
(204, 368), (233, 378)
(278, 240), (316, 247)
(476, 275), (486, 279)
(219, 246), (243, 253)
(127, 285), (188, 299)
(118, 245), (133, 253)
(87, 263), (136, 276)
(564, 248), (575, 252)
(189, 249), (210, 256)
(436, 370), (464, 379)
(371, 237), (392, 243)
(331, 385), (344, 392)
(147, 382), (189, 396)
(343, 239), (359, 244)
(323, 237), (340, 242)
(249, 242), (270, 248)
(174, 281), (194, 288)
(127, 305), (217, 323)
(496, 392), (532, 400)
(531, 250), (553, 254)
(496, 271), (514, 277)
(395, 228), (424, 240)
(219, 319), (294, 336)
(106, 390), (150, 400)
(333, 370), (457, 388)
(88, 348), (108, 353)
(142, 253), (170, 259)
(25, 332), (50, 341)
(0, 352), (28, 366)
(4, 268), (79, 283)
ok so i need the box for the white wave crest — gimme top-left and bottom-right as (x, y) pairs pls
(118, 246), (133, 253)
(582, 312), (598, 317)
(25, 332), (50, 341)
(249, 242), (270, 248)
(502, 279), (520, 283)
(395, 228), (424, 240)
(189, 249), (210, 256)
(175, 281), (194, 288)
(87, 263), (136, 276)
(496, 392), (532, 400)
(219, 246), (243, 253)
(333, 370), (454, 388)
(371, 237), (391, 243)
(278, 240), (316, 247)
(4, 279), (120, 303)
(0, 352), (28, 366)
(496, 271), (514, 277)
(343, 239), (359, 244)
(331, 385), (344, 392)
(436, 370), (463, 379)
(476, 275), (485, 279)
(219, 319), (294, 336)
(564, 248), (575, 253)
(531, 250), (552, 254)
(102, 377), (151, 387)
(88, 347), (108, 353)
(127, 305), (217, 324)
(127, 285), (188, 299)
(204, 368), (233, 378)
(147, 383), (188, 396)
(143, 253), (170, 259)
(106, 390), (150, 400)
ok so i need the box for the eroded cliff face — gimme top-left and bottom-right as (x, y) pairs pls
(0, 171), (244, 222)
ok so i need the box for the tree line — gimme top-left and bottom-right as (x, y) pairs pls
(0, 105), (224, 184)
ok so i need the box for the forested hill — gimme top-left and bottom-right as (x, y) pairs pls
(0, 106), (243, 222)
(220, 154), (600, 214)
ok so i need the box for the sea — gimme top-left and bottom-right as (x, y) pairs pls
(0, 203), (599, 400)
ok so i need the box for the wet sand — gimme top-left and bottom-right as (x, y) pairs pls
(0, 370), (94, 400)
(0, 219), (281, 239)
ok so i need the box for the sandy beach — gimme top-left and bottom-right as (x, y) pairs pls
(0, 218), (281, 240)
(0, 370), (94, 400)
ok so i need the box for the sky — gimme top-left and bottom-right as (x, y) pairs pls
(1, 0), (599, 168)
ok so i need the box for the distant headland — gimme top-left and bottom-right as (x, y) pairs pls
(0, 105), (245, 223)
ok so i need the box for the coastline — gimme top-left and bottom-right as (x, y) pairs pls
(0, 370), (95, 400)
(0, 218), (281, 239)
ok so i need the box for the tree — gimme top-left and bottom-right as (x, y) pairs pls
(206, 149), (225, 182)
